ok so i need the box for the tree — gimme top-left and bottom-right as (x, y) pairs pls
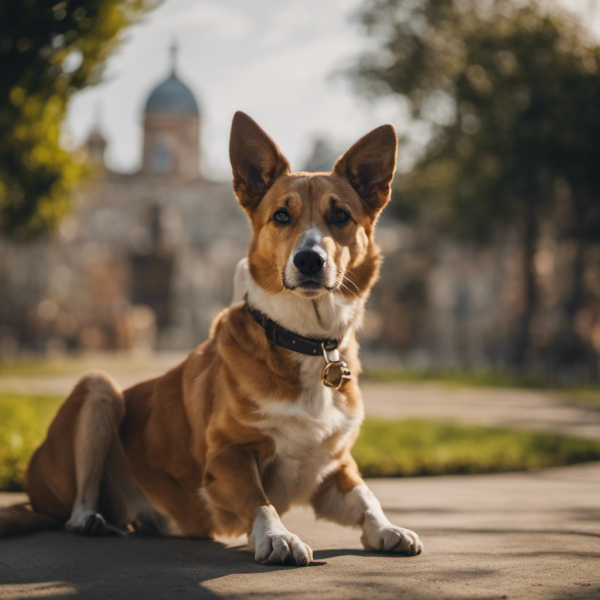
(0, 0), (161, 239)
(302, 137), (342, 173)
(348, 0), (600, 369)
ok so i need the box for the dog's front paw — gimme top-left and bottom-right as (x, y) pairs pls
(254, 531), (313, 566)
(361, 515), (423, 556)
(249, 505), (313, 566)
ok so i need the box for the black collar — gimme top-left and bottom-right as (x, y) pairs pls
(247, 304), (340, 357)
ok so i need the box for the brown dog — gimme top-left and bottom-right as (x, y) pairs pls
(8, 112), (423, 565)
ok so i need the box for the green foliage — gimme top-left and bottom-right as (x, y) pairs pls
(349, 0), (600, 239)
(0, 0), (160, 239)
(355, 419), (600, 477)
(349, 0), (600, 368)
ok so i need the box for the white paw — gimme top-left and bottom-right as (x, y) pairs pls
(361, 516), (423, 556)
(253, 531), (313, 566)
(250, 505), (313, 566)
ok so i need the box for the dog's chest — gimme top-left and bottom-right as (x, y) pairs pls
(254, 359), (360, 510)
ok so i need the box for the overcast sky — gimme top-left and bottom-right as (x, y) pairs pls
(64, 0), (599, 180)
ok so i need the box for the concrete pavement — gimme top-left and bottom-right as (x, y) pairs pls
(1, 362), (599, 598)
(1, 462), (599, 599)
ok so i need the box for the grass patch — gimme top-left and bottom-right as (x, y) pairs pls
(2, 394), (600, 491)
(0, 394), (63, 491)
(354, 419), (600, 477)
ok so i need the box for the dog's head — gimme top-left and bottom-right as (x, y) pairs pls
(229, 112), (397, 300)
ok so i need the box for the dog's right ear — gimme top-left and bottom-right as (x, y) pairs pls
(229, 112), (290, 211)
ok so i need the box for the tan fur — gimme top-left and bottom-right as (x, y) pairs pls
(0, 503), (58, 537)
(5, 112), (422, 561)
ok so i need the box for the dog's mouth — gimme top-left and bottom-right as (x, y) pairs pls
(282, 274), (334, 297)
(298, 280), (321, 290)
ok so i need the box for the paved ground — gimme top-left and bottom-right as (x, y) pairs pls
(1, 358), (600, 597)
(1, 462), (599, 599)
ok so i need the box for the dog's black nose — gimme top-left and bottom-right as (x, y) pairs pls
(294, 249), (325, 276)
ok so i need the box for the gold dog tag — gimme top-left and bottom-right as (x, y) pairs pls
(321, 342), (351, 389)
(322, 360), (351, 389)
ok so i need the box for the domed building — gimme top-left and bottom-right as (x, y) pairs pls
(141, 46), (201, 180)
(0, 45), (249, 354)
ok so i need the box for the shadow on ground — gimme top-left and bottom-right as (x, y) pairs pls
(2, 465), (600, 600)
(0, 532), (293, 599)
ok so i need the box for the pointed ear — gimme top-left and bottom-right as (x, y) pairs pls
(333, 125), (397, 212)
(229, 112), (290, 211)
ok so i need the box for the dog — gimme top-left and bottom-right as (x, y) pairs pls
(1, 112), (423, 565)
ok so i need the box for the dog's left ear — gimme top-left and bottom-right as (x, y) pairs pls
(230, 111), (290, 212)
(333, 125), (397, 213)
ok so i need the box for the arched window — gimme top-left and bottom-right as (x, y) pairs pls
(153, 143), (171, 173)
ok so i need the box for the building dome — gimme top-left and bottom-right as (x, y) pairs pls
(141, 42), (202, 180)
(144, 72), (200, 116)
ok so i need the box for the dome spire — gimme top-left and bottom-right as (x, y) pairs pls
(169, 38), (178, 76)
(144, 41), (200, 115)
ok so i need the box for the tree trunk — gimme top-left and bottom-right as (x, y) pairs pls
(562, 188), (594, 379)
(565, 191), (586, 322)
(513, 200), (538, 369)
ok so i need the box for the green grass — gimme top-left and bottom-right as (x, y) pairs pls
(0, 394), (63, 491)
(355, 419), (600, 477)
(1, 394), (600, 491)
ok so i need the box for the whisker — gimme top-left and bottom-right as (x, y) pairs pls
(263, 269), (280, 286)
(345, 278), (360, 292)
(339, 279), (359, 300)
(344, 270), (361, 291)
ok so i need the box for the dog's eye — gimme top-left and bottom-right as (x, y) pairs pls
(273, 209), (291, 224)
(331, 209), (350, 225)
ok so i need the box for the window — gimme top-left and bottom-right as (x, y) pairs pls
(153, 143), (171, 173)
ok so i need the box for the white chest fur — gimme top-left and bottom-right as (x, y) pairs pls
(254, 355), (362, 512)
(235, 258), (365, 512)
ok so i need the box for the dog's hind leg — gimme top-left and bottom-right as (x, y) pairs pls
(64, 371), (131, 535)
(25, 370), (146, 535)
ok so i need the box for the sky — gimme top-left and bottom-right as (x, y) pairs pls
(65, 0), (411, 179)
(65, 0), (599, 180)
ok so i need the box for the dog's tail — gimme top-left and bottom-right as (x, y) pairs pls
(0, 502), (59, 538)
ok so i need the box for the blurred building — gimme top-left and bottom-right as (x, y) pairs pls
(0, 47), (249, 355)
(1, 49), (588, 373)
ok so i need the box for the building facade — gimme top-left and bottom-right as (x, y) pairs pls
(0, 51), (249, 356)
